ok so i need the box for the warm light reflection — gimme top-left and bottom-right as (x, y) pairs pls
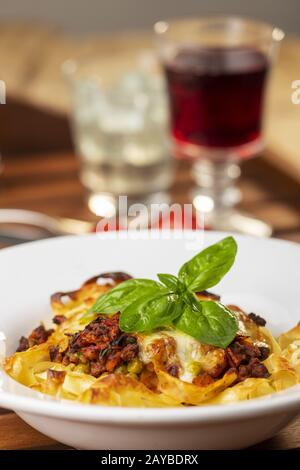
(88, 194), (116, 218)
(193, 195), (215, 213)
(154, 21), (168, 35)
(272, 28), (285, 42)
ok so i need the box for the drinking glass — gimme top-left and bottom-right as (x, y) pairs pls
(155, 17), (284, 235)
(63, 53), (173, 218)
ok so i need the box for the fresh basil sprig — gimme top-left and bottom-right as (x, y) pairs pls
(91, 279), (168, 314)
(89, 236), (238, 348)
(178, 236), (237, 291)
(176, 293), (238, 348)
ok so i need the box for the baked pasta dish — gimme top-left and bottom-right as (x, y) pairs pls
(4, 237), (300, 407)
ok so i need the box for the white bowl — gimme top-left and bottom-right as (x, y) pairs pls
(0, 230), (299, 450)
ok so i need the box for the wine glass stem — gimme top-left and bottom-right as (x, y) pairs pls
(192, 159), (241, 221)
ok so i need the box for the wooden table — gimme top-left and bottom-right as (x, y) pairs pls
(0, 150), (299, 242)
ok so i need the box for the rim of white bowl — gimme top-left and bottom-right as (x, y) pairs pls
(0, 231), (299, 425)
(1, 385), (300, 424)
(0, 228), (299, 252)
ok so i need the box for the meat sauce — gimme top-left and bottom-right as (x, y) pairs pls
(16, 281), (270, 386)
(50, 314), (139, 378)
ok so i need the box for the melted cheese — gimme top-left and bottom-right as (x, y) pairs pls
(138, 312), (271, 384)
(139, 330), (204, 383)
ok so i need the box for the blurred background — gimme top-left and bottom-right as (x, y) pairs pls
(0, 0), (299, 245)
(1, 0), (300, 34)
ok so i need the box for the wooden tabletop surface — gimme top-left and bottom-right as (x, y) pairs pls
(0, 24), (299, 451)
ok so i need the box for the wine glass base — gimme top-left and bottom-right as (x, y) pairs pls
(190, 158), (272, 237)
(224, 211), (273, 238)
(192, 202), (272, 238)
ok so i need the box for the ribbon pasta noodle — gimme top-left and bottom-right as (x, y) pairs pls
(4, 273), (300, 407)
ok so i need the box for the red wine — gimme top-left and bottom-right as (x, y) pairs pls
(164, 47), (269, 154)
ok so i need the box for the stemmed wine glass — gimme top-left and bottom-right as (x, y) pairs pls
(155, 17), (284, 236)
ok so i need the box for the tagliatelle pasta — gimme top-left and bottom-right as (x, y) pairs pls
(3, 272), (300, 407)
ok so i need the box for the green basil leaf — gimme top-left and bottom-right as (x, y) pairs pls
(90, 278), (168, 315)
(178, 236), (237, 292)
(120, 292), (183, 333)
(176, 298), (238, 348)
(157, 273), (179, 291)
